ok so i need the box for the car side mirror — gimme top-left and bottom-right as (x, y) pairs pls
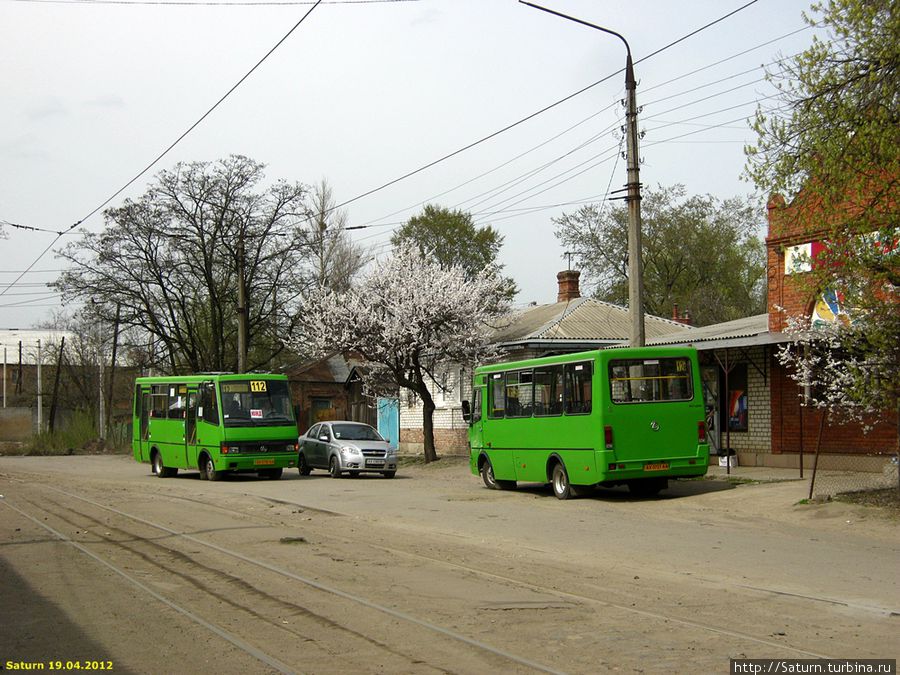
(461, 400), (471, 424)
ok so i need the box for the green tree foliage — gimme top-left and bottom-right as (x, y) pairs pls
(391, 204), (518, 300)
(55, 156), (312, 373)
(746, 0), (899, 420)
(554, 185), (766, 326)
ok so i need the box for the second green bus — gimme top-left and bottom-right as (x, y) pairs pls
(463, 347), (710, 499)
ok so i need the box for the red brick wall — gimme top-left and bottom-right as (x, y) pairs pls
(766, 194), (897, 456)
(769, 357), (896, 455)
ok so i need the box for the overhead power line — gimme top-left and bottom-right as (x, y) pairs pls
(0, 0), (325, 300)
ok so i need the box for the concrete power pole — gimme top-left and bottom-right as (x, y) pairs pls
(624, 53), (645, 347)
(237, 234), (248, 374)
(520, 1), (645, 346)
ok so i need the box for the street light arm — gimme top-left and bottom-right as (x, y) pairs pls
(518, 1), (633, 76)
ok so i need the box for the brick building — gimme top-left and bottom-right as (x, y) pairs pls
(647, 194), (896, 469)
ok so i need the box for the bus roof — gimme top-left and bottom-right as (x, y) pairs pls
(474, 346), (698, 374)
(134, 373), (288, 384)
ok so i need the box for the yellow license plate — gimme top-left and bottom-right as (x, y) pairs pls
(643, 463), (669, 471)
(254, 459), (275, 466)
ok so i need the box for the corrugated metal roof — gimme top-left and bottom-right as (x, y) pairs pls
(643, 314), (791, 351)
(492, 298), (693, 345)
(648, 314), (769, 345)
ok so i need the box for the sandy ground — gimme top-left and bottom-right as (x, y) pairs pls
(1, 454), (897, 674)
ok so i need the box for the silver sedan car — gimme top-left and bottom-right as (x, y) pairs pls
(298, 421), (398, 478)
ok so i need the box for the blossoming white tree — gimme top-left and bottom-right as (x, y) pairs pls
(776, 312), (897, 433)
(292, 247), (511, 462)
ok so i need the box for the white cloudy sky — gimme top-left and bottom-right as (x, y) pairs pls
(1, 0), (822, 328)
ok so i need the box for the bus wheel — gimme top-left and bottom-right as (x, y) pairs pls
(152, 451), (176, 478)
(480, 458), (498, 489)
(551, 463), (575, 500)
(298, 454), (312, 476)
(628, 478), (667, 497)
(480, 458), (515, 490)
(259, 468), (283, 480)
(329, 456), (343, 479)
(202, 455), (224, 482)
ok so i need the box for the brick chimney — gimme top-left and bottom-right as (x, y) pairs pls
(557, 270), (581, 303)
(672, 303), (692, 325)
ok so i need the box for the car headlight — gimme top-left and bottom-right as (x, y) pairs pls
(341, 446), (361, 456)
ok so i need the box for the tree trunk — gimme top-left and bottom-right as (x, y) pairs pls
(421, 395), (437, 463)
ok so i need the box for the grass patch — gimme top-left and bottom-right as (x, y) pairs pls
(23, 411), (132, 456)
(834, 488), (900, 516)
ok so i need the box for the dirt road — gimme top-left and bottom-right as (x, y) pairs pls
(1, 455), (897, 674)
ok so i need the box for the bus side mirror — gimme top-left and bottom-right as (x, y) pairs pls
(461, 400), (471, 424)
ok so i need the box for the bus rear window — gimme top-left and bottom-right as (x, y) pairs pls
(609, 357), (693, 403)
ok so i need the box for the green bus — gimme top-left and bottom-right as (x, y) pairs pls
(463, 347), (709, 499)
(132, 373), (298, 481)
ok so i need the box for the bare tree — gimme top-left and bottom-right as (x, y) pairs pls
(297, 179), (367, 293)
(55, 156), (312, 373)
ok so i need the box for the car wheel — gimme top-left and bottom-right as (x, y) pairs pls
(298, 453), (312, 476)
(329, 456), (342, 479)
(259, 468), (283, 480)
(383, 471), (396, 478)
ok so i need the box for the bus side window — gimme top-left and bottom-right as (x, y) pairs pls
(200, 385), (219, 425)
(505, 370), (533, 418)
(150, 384), (168, 419)
(534, 365), (563, 416)
(565, 362), (592, 415)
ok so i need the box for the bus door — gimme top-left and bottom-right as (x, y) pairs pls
(136, 385), (152, 462)
(184, 386), (199, 467)
(468, 383), (485, 453)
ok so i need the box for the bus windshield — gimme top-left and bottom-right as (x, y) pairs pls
(220, 379), (296, 427)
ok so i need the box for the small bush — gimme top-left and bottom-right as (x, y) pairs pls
(26, 411), (131, 456)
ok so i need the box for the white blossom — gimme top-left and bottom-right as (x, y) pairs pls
(289, 246), (511, 459)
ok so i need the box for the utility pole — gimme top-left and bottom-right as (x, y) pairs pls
(623, 53), (645, 347)
(521, 1), (645, 346)
(106, 304), (121, 435)
(237, 234), (248, 374)
(49, 337), (65, 432)
(36, 339), (43, 432)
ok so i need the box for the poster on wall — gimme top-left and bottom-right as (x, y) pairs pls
(728, 389), (748, 431)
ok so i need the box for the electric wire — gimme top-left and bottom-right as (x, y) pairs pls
(0, 0), (325, 301)
(6, 0), (803, 309)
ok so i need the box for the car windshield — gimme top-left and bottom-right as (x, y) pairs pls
(220, 379), (296, 427)
(331, 424), (384, 442)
